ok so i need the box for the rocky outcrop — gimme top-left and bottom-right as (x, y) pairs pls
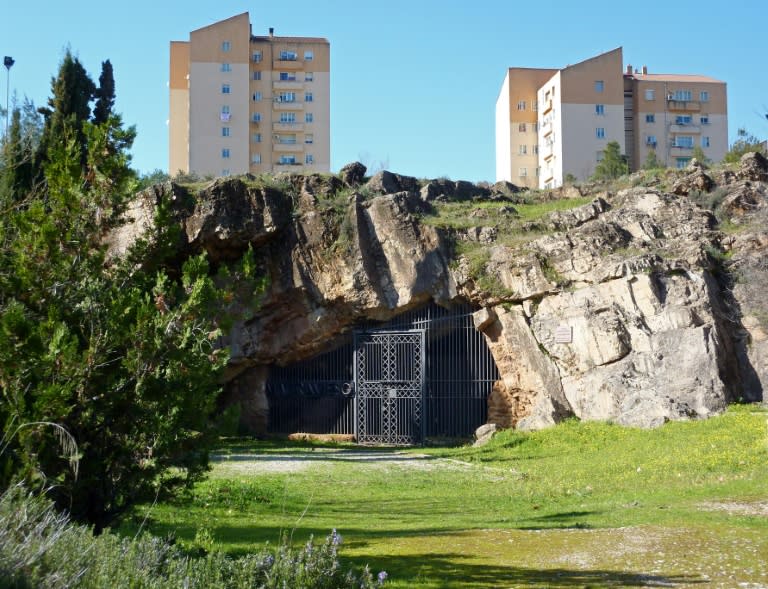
(339, 161), (367, 186)
(108, 158), (767, 434)
(719, 152), (768, 400)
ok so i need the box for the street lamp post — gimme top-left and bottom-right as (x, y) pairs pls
(4, 56), (14, 142)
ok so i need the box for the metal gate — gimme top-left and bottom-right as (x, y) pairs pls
(266, 301), (499, 443)
(354, 330), (425, 445)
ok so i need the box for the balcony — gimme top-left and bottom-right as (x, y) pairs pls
(670, 124), (701, 134)
(273, 142), (304, 152)
(273, 100), (304, 111)
(273, 59), (302, 70)
(542, 99), (554, 115)
(273, 80), (303, 90)
(273, 122), (304, 132)
(274, 162), (304, 172)
(667, 99), (701, 112)
(670, 145), (694, 157)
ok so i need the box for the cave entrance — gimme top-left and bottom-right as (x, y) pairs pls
(265, 301), (499, 445)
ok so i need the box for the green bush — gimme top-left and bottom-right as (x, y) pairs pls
(0, 485), (387, 589)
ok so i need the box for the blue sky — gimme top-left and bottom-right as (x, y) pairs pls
(3, 0), (766, 181)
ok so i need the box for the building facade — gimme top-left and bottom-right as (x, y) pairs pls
(624, 68), (728, 171)
(495, 48), (727, 188)
(170, 12), (330, 177)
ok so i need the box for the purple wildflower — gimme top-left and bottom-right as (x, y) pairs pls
(331, 528), (342, 546)
(377, 570), (388, 584)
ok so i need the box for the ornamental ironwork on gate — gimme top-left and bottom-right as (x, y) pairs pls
(354, 330), (425, 445)
(265, 301), (499, 444)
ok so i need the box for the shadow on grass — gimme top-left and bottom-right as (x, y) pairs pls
(515, 510), (600, 530)
(364, 552), (707, 588)
(121, 521), (709, 587)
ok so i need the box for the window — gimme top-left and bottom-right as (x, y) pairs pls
(596, 127), (605, 139)
(700, 91), (710, 102)
(278, 92), (295, 102)
(672, 90), (693, 101)
(222, 127), (230, 137)
(252, 71), (261, 81)
(252, 51), (262, 63)
(645, 114), (655, 123)
(279, 112), (296, 123)
(533, 144), (539, 155)
(702, 136), (711, 148)
(252, 92), (262, 102)
(252, 133), (262, 143)
(222, 168), (230, 176)
(305, 113), (314, 123)
(596, 151), (604, 162)
(305, 134), (313, 144)
(222, 41), (231, 52)
(279, 72), (296, 81)
(279, 155), (297, 164)
(595, 104), (605, 115)
(305, 154), (314, 164)
(305, 72), (314, 82)
(518, 145), (527, 155)
(675, 115), (692, 125)
(535, 167), (540, 177)
(519, 167), (527, 177)
(517, 100), (526, 111)
(221, 83), (231, 94)
(700, 115), (710, 125)
(676, 157), (691, 169)
(645, 89), (655, 101)
(518, 122), (527, 132)
(646, 135), (657, 146)
(221, 148), (230, 159)
(252, 154), (261, 164)
(279, 50), (298, 61)
(595, 80), (604, 93)
(252, 112), (262, 122)
(675, 135), (694, 148)
(304, 50), (314, 61)
(277, 134), (296, 144)
(305, 92), (313, 103)
(221, 63), (231, 72)
(220, 105), (231, 122)
(532, 122), (539, 132)
(532, 100), (538, 112)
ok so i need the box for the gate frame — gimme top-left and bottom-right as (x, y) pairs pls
(353, 328), (426, 445)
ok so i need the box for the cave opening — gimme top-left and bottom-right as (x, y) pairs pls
(265, 300), (500, 444)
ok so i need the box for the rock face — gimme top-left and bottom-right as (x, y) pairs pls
(108, 159), (767, 434)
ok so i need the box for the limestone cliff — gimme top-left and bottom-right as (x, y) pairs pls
(107, 153), (768, 433)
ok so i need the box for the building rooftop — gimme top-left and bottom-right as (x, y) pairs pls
(627, 73), (725, 84)
(251, 35), (329, 44)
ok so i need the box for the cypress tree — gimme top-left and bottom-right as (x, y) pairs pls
(92, 60), (115, 125)
(38, 50), (96, 170)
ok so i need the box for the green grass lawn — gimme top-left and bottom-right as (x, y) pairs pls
(120, 405), (768, 588)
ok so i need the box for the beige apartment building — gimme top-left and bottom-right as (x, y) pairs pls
(496, 47), (727, 188)
(170, 12), (330, 177)
(624, 68), (727, 171)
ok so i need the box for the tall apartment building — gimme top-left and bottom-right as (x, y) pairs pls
(623, 68), (727, 172)
(495, 47), (727, 188)
(170, 12), (330, 177)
